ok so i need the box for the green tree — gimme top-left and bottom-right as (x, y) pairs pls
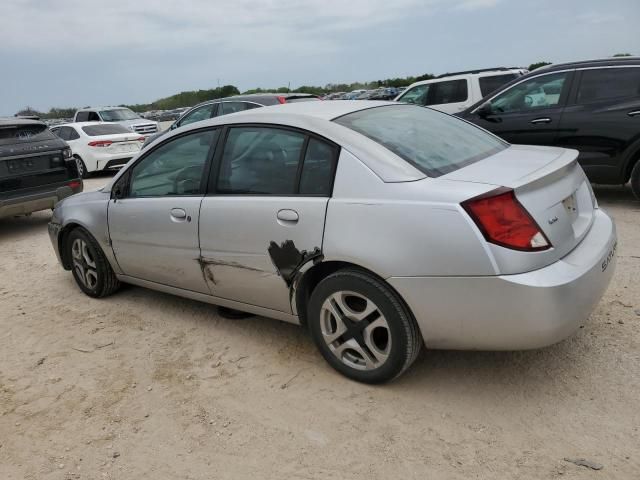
(528, 61), (552, 71)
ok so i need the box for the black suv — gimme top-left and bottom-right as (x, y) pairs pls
(142, 93), (320, 147)
(459, 58), (640, 198)
(0, 118), (82, 219)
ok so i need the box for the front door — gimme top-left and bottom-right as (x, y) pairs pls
(108, 128), (219, 293)
(199, 126), (339, 313)
(468, 71), (573, 146)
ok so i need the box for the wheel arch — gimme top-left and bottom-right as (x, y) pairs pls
(58, 222), (87, 270)
(294, 260), (418, 332)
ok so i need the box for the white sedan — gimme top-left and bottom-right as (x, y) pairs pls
(51, 122), (145, 177)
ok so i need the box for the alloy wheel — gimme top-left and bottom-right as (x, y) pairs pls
(319, 291), (391, 371)
(71, 238), (98, 290)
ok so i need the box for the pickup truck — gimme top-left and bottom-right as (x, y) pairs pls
(0, 118), (82, 219)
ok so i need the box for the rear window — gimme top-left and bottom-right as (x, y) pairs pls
(334, 105), (506, 177)
(479, 73), (518, 97)
(0, 124), (56, 146)
(82, 124), (130, 136)
(577, 67), (640, 104)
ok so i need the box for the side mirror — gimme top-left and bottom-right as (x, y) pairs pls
(111, 175), (128, 201)
(170, 122), (178, 130)
(477, 102), (493, 118)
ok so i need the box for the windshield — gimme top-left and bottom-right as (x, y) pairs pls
(334, 105), (507, 177)
(99, 108), (140, 121)
(82, 124), (130, 136)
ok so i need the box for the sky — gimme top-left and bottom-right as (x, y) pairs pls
(1, 0), (639, 115)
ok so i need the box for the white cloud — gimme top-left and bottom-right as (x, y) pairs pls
(454, 0), (501, 11)
(0, 0), (493, 54)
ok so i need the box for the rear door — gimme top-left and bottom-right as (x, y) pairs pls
(199, 125), (338, 313)
(555, 66), (640, 183)
(108, 128), (220, 293)
(468, 71), (574, 146)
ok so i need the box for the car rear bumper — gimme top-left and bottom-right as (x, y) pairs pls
(388, 208), (617, 350)
(0, 182), (82, 219)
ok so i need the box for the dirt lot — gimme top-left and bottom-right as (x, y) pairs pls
(1, 176), (639, 479)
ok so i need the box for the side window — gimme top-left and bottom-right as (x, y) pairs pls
(51, 127), (67, 140)
(220, 102), (250, 115)
(479, 74), (518, 97)
(75, 112), (90, 122)
(67, 127), (80, 140)
(243, 102), (262, 111)
(217, 127), (305, 195)
(87, 111), (101, 121)
(178, 104), (214, 127)
(577, 68), (640, 104)
(426, 79), (468, 105)
(490, 72), (568, 113)
(129, 129), (218, 197)
(399, 84), (429, 105)
(299, 138), (337, 196)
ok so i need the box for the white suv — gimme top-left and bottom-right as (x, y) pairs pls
(73, 107), (160, 137)
(395, 67), (528, 114)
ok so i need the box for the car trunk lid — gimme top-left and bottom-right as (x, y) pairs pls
(446, 144), (596, 274)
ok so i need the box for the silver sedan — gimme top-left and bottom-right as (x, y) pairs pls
(48, 101), (617, 383)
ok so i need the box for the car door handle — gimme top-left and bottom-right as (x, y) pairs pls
(628, 110), (640, 117)
(277, 209), (299, 224)
(170, 208), (190, 222)
(530, 117), (552, 124)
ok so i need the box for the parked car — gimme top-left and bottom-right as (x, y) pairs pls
(49, 101), (616, 383)
(458, 58), (640, 199)
(1, 118), (82, 219)
(142, 93), (320, 148)
(51, 122), (145, 178)
(395, 67), (528, 114)
(73, 107), (160, 137)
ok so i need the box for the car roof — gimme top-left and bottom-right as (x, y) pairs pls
(76, 106), (131, 111)
(0, 118), (45, 127)
(115, 101), (427, 185)
(537, 56), (640, 72)
(406, 68), (525, 88)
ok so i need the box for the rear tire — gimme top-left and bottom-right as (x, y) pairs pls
(74, 155), (90, 179)
(307, 269), (421, 384)
(66, 228), (120, 298)
(631, 160), (640, 200)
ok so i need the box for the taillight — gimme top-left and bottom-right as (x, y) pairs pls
(137, 136), (145, 142)
(62, 147), (72, 159)
(68, 180), (82, 190)
(276, 96), (287, 104)
(88, 140), (113, 147)
(462, 189), (551, 251)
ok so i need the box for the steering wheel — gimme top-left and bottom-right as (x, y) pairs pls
(173, 165), (203, 194)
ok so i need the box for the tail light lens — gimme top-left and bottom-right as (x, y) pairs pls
(68, 180), (82, 190)
(88, 140), (112, 147)
(62, 147), (72, 159)
(462, 189), (551, 251)
(276, 96), (287, 104)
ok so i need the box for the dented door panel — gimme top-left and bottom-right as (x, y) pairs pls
(198, 196), (328, 313)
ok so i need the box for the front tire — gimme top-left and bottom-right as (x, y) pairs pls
(307, 269), (421, 384)
(66, 228), (120, 298)
(630, 160), (640, 200)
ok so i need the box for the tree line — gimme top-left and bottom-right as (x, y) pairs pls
(15, 57), (632, 119)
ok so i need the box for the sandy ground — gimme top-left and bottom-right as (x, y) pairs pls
(1, 175), (639, 479)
